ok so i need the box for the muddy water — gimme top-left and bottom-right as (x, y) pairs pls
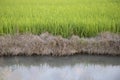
(0, 55), (120, 80)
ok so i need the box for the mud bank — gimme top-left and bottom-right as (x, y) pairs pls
(0, 32), (120, 56)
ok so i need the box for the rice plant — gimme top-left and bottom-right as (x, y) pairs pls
(0, 0), (120, 37)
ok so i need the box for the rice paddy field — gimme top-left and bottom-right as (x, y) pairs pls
(0, 0), (120, 37)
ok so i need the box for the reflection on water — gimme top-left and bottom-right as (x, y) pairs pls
(0, 64), (120, 80)
(0, 55), (120, 80)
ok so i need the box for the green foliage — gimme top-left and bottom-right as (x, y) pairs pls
(0, 0), (120, 37)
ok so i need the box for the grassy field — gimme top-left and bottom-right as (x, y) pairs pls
(0, 0), (120, 37)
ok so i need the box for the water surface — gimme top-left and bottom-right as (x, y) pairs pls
(0, 55), (120, 80)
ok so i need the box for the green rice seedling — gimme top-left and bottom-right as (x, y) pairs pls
(0, 0), (120, 37)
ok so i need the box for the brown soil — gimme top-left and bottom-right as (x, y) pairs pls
(0, 32), (120, 56)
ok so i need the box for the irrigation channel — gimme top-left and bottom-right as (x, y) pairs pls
(0, 55), (120, 80)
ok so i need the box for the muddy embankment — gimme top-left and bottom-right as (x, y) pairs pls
(0, 32), (120, 56)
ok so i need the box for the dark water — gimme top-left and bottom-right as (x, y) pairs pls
(0, 55), (120, 80)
